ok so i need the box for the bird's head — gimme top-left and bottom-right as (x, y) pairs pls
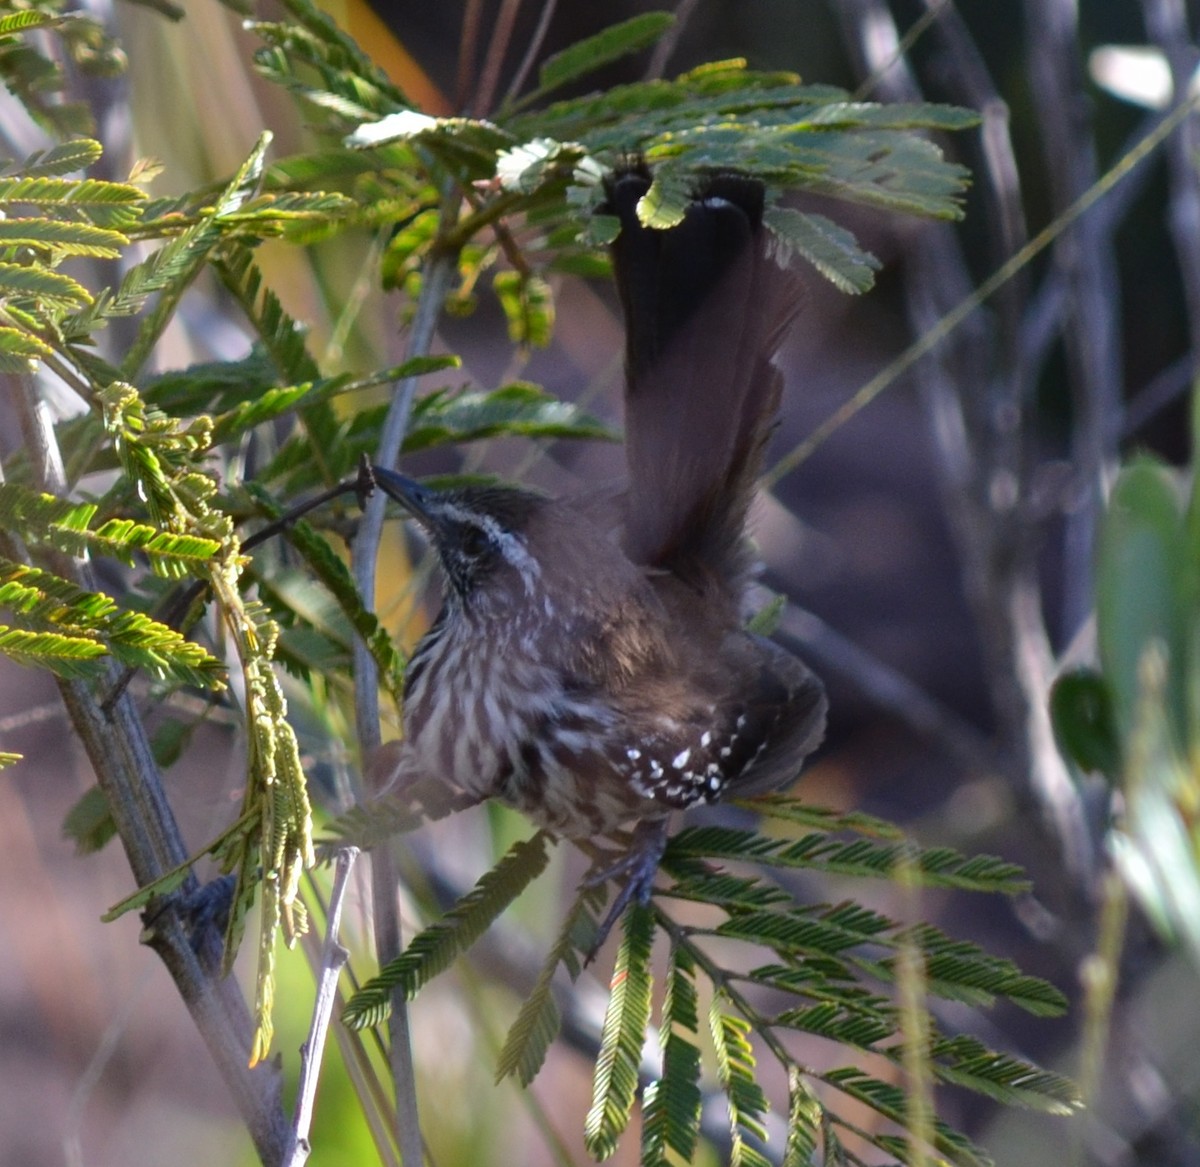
(371, 466), (548, 611)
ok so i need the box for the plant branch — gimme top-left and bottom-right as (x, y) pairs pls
(1142, 0), (1200, 371)
(502, 0), (558, 107)
(644, 0), (699, 80)
(351, 184), (461, 1167)
(456, 0), (486, 112)
(1023, 0), (1124, 639)
(765, 79), (1200, 487)
(2, 372), (289, 1165)
(285, 846), (361, 1166)
(776, 604), (1004, 779)
(472, 0), (523, 117)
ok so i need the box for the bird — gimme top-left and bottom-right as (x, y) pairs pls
(371, 164), (827, 947)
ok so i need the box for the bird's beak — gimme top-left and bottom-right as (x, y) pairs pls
(370, 465), (437, 528)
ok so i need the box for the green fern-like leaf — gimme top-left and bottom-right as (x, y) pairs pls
(496, 888), (602, 1086)
(916, 1034), (1080, 1114)
(663, 866), (795, 911)
(0, 481), (220, 577)
(0, 326), (53, 371)
(264, 381), (614, 495)
(774, 1000), (896, 1048)
(763, 206), (881, 293)
(883, 924), (1069, 1017)
(668, 823), (1028, 894)
(404, 382), (616, 451)
(0, 624), (108, 678)
(530, 12), (675, 106)
(0, 557), (225, 689)
(67, 215), (224, 338)
(782, 1067), (824, 1167)
(209, 357), (459, 447)
(0, 10), (57, 37)
(0, 216), (126, 257)
(344, 833), (553, 1028)
(270, 515), (401, 689)
(709, 994), (772, 1167)
(585, 901), (656, 1160)
(0, 175), (144, 229)
(0, 261), (92, 308)
(9, 139), (104, 178)
(715, 900), (892, 957)
(742, 795), (906, 838)
(249, 0), (408, 124)
(641, 943), (702, 1167)
(821, 1067), (992, 1167)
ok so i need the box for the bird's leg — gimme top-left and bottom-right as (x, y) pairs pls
(582, 816), (670, 959)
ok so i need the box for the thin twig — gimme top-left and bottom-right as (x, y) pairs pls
(502, 0), (558, 107)
(472, 0), (523, 117)
(850, 0), (950, 101)
(285, 846), (361, 1167)
(455, 0), (486, 112)
(871, 0), (1038, 745)
(100, 472), (371, 714)
(302, 872), (401, 1166)
(1024, 0), (1124, 639)
(833, 0), (1097, 879)
(1123, 352), (1193, 438)
(644, 0), (700, 81)
(351, 185), (460, 1166)
(1017, 112), (1151, 381)
(1142, 0), (1200, 371)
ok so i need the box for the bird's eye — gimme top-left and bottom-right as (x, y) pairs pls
(459, 524), (492, 559)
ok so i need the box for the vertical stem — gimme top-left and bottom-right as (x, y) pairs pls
(352, 212), (459, 1165)
(1023, 0), (1124, 638)
(286, 847), (361, 1166)
(4, 372), (289, 1164)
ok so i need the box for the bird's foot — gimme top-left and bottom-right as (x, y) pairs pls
(582, 817), (669, 962)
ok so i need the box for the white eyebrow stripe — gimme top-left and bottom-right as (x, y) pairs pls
(441, 504), (541, 592)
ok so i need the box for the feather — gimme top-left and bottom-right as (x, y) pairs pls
(603, 166), (801, 586)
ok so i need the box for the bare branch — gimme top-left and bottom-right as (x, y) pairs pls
(285, 847), (362, 1167)
(644, 0), (701, 81)
(1024, 0), (1125, 641)
(351, 188), (461, 1167)
(503, 0), (559, 107)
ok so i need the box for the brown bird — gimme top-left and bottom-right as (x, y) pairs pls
(372, 166), (826, 944)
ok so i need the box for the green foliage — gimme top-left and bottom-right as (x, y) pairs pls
(62, 784), (118, 855)
(323, 16), (975, 301)
(0, 5), (125, 136)
(494, 887), (603, 1087)
(585, 902), (657, 1160)
(1049, 445), (1200, 965)
(710, 999), (772, 1167)
(667, 822), (1029, 893)
(343, 833), (553, 1027)
(340, 795), (1075, 1164)
(0, 481), (220, 577)
(531, 13), (677, 105)
(641, 944), (702, 1166)
(0, 2), (1072, 1159)
(0, 557), (225, 687)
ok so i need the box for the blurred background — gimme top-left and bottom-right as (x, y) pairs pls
(2, 0), (1199, 1164)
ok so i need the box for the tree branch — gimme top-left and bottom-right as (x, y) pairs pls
(3, 372), (289, 1165)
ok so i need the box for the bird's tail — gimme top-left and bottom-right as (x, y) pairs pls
(604, 165), (799, 587)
